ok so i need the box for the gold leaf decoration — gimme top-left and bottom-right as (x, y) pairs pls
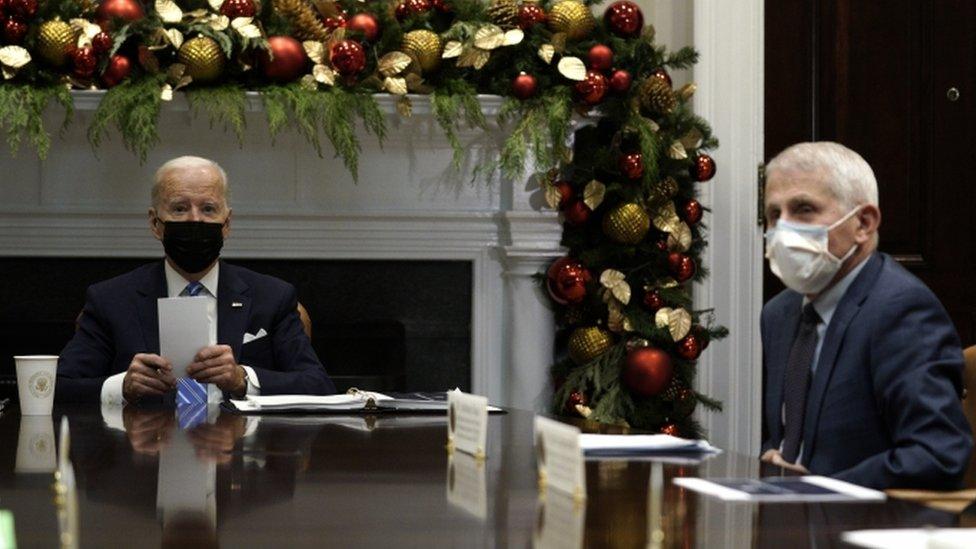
(680, 127), (703, 151)
(378, 51), (412, 76)
(668, 308), (692, 341)
(544, 182), (561, 209)
(384, 76), (407, 95)
(442, 41), (463, 59)
(668, 141), (687, 160)
(600, 269), (631, 305)
(232, 17), (262, 39)
(537, 44), (554, 64)
(474, 25), (505, 50)
(156, 0), (183, 24)
(667, 221), (693, 252)
(655, 307), (672, 329)
(457, 47), (490, 70)
(678, 82), (697, 101)
(312, 64), (335, 85)
(503, 29), (524, 46)
(557, 56), (586, 81)
(397, 95), (413, 117)
(583, 180), (605, 210)
(652, 201), (681, 232)
(303, 41), (325, 64)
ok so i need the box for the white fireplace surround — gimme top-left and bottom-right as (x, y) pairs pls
(0, 0), (762, 457)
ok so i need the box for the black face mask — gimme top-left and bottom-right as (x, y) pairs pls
(160, 220), (224, 274)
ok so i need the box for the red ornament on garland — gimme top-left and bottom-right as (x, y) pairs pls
(512, 71), (537, 100)
(395, 0), (431, 21)
(609, 69), (632, 93)
(649, 67), (672, 88)
(642, 290), (664, 312)
(587, 44), (613, 72)
(694, 325), (710, 350)
(2, 18), (27, 45)
(329, 39), (366, 77)
(691, 154), (717, 182)
(554, 180), (574, 209)
(574, 70), (607, 106)
(563, 200), (591, 226)
(604, 0), (643, 38)
(219, 0), (257, 18)
(660, 423), (680, 437)
(623, 347), (673, 397)
(323, 14), (346, 30)
(682, 199), (703, 224)
(347, 12), (380, 42)
(518, 2), (546, 30)
(546, 256), (592, 305)
(96, 0), (145, 29)
(668, 252), (696, 282)
(676, 333), (702, 360)
(92, 31), (113, 54)
(70, 46), (97, 79)
(431, 0), (451, 13)
(101, 54), (132, 87)
(260, 36), (308, 83)
(564, 390), (588, 415)
(619, 151), (643, 180)
(6, 0), (36, 20)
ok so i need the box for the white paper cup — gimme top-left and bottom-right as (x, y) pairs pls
(14, 355), (58, 416)
(15, 415), (56, 473)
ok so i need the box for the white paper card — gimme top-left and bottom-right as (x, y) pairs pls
(842, 529), (976, 549)
(158, 297), (212, 377)
(534, 416), (586, 499)
(447, 390), (489, 458)
(446, 452), (487, 519)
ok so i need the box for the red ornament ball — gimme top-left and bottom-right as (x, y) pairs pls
(6, 0), (36, 19)
(609, 69), (632, 93)
(553, 180), (574, 209)
(574, 70), (607, 106)
(676, 333), (702, 360)
(655, 238), (669, 252)
(2, 18), (27, 44)
(649, 67), (672, 88)
(219, 0), (257, 18)
(587, 44), (613, 72)
(101, 55), (132, 87)
(682, 199), (703, 225)
(642, 290), (664, 312)
(395, 0), (431, 21)
(512, 71), (537, 100)
(563, 200), (591, 226)
(691, 154), (717, 182)
(564, 390), (588, 415)
(96, 0), (145, 29)
(604, 0), (643, 38)
(71, 46), (97, 79)
(260, 36), (308, 83)
(347, 13), (380, 42)
(668, 253), (696, 283)
(323, 15), (346, 30)
(623, 347), (673, 397)
(660, 423), (680, 437)
(546, 257), (592, 305)
(518, 3), (547, 30)
(329, 39), (366, 77)
(694, 325), (710, 350)
(92, 32), (113, 54)
(431, 0), (451, 13)
(619, 151), (643, 180)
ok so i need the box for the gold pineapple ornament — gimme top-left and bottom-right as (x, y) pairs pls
(402, 30), (442, 73)
(602, 202), (651, 244)
(639, 76), (678, 116)
(487, 0), (520, 29)
(178, 36), (226, 84)
(37, 20), (77, 67)
(568, 326), (613, 365)
(548, 0), (595, 40)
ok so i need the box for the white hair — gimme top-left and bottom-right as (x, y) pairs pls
(152, 156), (229, 210)
(766, 142), (878, 209)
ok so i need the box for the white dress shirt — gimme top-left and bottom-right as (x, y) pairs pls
(100, 261), (261, 405)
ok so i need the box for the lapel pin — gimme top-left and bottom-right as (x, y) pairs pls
(232, 302), (244, 308)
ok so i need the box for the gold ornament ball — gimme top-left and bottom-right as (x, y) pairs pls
(548, 0), (596, 40)
(568, 326), (613, 365)
(602, 202), (651, 244)
(402, 30), (442, 73)
(178, 36), (226, 84)
(37, 20), (77, 67)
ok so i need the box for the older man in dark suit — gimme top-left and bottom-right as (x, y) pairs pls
(760, 142), (972, 489)
(56, 156), (335, 404)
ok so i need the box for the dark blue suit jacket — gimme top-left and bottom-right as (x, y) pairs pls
(761, 252), (972, 489)
(56, 260), (335, 402)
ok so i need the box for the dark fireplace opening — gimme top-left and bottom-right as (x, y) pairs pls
(0, 258), (472, 399)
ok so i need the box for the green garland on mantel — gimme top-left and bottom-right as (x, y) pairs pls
(0, 0), (725, 436)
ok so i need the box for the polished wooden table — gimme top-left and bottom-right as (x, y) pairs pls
(0, 405), (962, 548)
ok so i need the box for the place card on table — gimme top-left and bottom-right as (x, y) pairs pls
(533, 491), (585, 549)
(446, 452), (487, 519)
(447, 391), (489, 460)
(534, 416), (586, 501)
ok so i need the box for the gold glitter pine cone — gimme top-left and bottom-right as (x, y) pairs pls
(37, 20), (77, 67)
(178, 36), (226, 84)
(602, 202), (651, 245)
(402, 30), (442, 73)
(568, 326), (613, 365)
(639, 76), (678, 116)
(548, 0), (596, 40)
(487, 0), (520, 28)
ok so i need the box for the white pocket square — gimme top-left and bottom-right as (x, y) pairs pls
(243, 328), (268, 344)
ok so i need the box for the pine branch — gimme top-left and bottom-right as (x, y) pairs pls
(187, 85), (248, 146)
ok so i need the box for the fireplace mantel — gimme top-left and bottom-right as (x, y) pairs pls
(0, 92), (564, 411)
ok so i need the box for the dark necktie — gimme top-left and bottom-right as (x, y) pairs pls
(781, 303), (822, 463)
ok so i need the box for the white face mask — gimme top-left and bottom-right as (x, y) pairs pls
(764, 207), (861, 295)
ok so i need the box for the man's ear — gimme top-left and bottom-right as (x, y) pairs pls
(855, 204), (881, 243)
(149, 208), (164, 241)
(222, 209), (232, 240)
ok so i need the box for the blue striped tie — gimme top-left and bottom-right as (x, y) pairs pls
(177, 281), (208, 406)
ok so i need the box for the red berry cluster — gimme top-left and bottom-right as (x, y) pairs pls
(0, 0), (37, 46)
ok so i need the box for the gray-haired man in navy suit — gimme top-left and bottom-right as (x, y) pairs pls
(56, 156), (335, 405)
(760, 142), (971, 489)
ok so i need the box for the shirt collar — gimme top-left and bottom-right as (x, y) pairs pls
(164, 260), (219, 298)
(803, 256), (869, 327)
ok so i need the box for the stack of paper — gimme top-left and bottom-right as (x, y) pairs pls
(579, 434), (721, 457)
(230, 391), (502, 414)
(842, 528), (976, 549)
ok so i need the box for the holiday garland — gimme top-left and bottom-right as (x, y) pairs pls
(0, 0), (725, 436)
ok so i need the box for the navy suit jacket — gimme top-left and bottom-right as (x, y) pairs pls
(56, 260), (335, 402)
(761, 252), (973, 489)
